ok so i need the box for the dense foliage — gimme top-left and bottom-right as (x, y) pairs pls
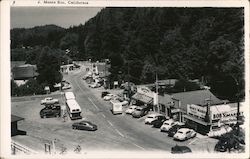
(11, 79), (45, 96)
(11, 8), (244, 100)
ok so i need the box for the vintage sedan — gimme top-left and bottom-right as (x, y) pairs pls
(125, 105), (137, 114)
(41, 97), (59, 105)
(168, 124), (186, 137)
(132, 106), (149, 118)
(89, 83), (101, 88)
(145, 113), (165, 125)
(40, 105), (61, 118)
(103, 94), (117, 101)
(173, 128), (196, 141)
(160, 119), (177, 132)
(171, 145), (192, 154)
(72, 121), (97, 131)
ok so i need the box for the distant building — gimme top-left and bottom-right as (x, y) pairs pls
(11, 64), (38, 86)
(12, 64), (38, 80)
(92, 62), (111, 77)
(60, 64), (75, 73)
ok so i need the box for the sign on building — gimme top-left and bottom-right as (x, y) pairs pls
(187, 104), (207, 119)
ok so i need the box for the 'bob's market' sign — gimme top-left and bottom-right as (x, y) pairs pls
(211, 108), (244, 120)
(210, 103), (244, 121)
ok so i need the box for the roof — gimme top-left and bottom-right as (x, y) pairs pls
(159, 94), (173, 105)
(66, 99), (81, 110)
(11, 115), (24, 122)
(11, 61), (26, 69)
(178, 128), (191, 132)
(12, 64), (38, 80)
(132, 92), (153, 104)
(65, 92), (75, 100)
(172, 90), (223, 112)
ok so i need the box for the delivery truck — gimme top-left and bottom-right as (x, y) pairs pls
(110, 100), (123, 115)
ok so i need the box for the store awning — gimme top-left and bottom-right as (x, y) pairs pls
(183, 115), (210, 126)
(132, 93), (153, 104)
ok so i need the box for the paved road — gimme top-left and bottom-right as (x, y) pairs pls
(63, 71), (193, 151)
(12, 69), (217, 154)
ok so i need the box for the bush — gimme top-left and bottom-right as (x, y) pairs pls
(11, 79), (45, 96)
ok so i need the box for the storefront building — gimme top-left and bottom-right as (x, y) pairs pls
(184, 102), (244, 135)
(131, 86), (154, 110)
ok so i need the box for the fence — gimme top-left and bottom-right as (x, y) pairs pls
(11, 141), (38, 155)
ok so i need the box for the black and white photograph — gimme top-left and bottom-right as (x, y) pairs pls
(0, 0), (249, 158)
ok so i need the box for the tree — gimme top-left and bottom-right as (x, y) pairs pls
(37, 47), (62, 89)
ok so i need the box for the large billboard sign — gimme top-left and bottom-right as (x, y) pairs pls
(187, 104), (207, 119)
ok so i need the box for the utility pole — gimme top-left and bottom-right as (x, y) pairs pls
(128, 61), (131, 104)
(204, 98), (211, 123)
(155, 72), (159, 113)
(235, 79), (240, 136)
(231, 75), (240, 136)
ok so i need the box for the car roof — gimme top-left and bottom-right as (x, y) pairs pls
(178, 128), (191, 132)
(147, 113), (163, 117)
(164, 119), (175, 123)
(129, 105), (137, 108)
(79, 121), (92, 124)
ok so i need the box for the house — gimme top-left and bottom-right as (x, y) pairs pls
(11, 115), (26, 136)
(11, 64), (38, 86)
(12, 64), (38, 80)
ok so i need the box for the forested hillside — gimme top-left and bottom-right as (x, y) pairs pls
(11, 7), (244, 100)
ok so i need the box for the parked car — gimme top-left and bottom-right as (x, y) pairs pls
(116, 98), (129, 106)
(72, 121), (97, 131)
(168, 124), (186, 137)
(151, 116), (168, 128)
(40, 105), (61, 118)
(173, 128), (196, 141)
(160, 119), (177, 132)
(145, 113), (164, 125)
(207, 125), (233, 138)
(41, 97), (59, 105)
(89, 83), (101, 88)
(125, 105), (137, 114)
(62, 84), (71, 90)
(103, 94), (117, 101)
(171, 145), (192, 154)
(132, 106), (149, 118)
(101, 91), (110, 98)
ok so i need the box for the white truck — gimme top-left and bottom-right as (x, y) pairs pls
(110, 100), (123, 115)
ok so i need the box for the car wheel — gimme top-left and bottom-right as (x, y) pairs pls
(42, 115), (46, 119)
(72, 126), (76, 129)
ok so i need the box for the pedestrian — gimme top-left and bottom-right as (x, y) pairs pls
(63, 113), (67, 122)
